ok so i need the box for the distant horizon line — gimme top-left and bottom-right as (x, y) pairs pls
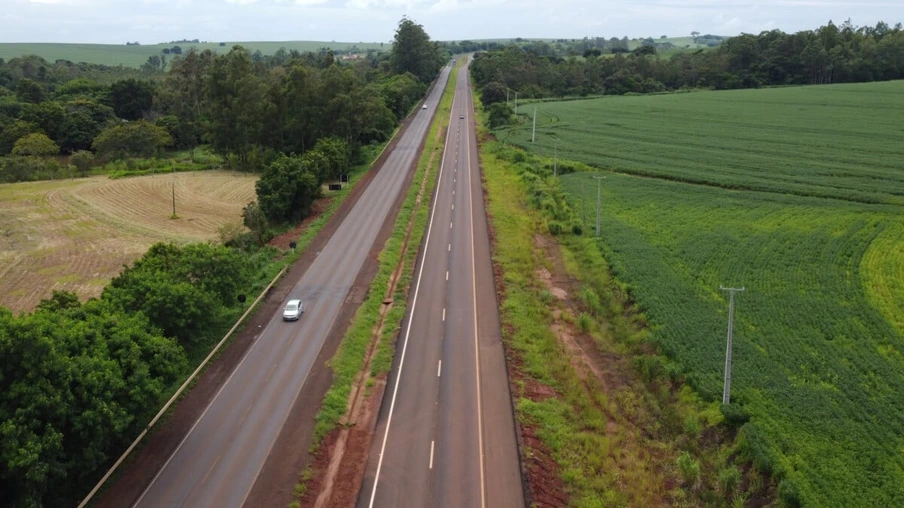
(0, 35), (731, 46)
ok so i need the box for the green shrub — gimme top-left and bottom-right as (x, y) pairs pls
(720, 403), (750, 427)
(577, 312), (591, 333)
(718, 466), (741, 497)
(779, 477), (802, 507)
(677, 451), (700, 487)
(547, 220), (564, 236)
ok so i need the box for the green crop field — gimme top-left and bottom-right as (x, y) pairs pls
(504, 80), (904, 204)
(499, 82), (904, 506)
(0, 41), (389, 68)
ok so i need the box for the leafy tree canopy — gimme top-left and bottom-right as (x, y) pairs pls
(91, 120), (172, 160)
(11, 132), (58, 156)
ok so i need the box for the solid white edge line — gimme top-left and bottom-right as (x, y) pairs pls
(464, 65), (488, 508)
(367, 69), (457, 508)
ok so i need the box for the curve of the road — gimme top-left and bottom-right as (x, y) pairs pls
(358, 58), (524, 508)
(132, 64), (453, 508)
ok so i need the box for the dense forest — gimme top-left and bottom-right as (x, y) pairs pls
(0, 18), (445, 182)
(0, 18), (445, 507)
(471, 20), (904, 99)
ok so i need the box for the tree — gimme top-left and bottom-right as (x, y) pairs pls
(11, 132), (58, 156)
(255, 154), (321, 223)
(20, 101), (66, 141)
(0, 120), (42, 155)
(487, 102), (514, 128)
(160, 48), (213, 159)
(205, 46), (270, 169)
(309, 136), (351, 181)
(70, 150), (95, 176)
(92, 120), (172, 160)
(110, 78), (154, 120)
(15, 78), (44, 103)
(242, 201), (269, 245)
(480, 81), (508, 105)
(389, 17), (444, 83)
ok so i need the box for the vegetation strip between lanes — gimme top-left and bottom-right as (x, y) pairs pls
(290, 59), (461, 505)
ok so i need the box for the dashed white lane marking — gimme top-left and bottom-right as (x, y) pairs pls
(442, 308), (446, 321)
(200, 455), (222, 486)
(429, 440), (435, 469)
(437, 360), (442, 377)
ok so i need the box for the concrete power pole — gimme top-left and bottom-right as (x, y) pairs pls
(514, 91), (518, 114)
(720, 286), (745, 404)
(554, 142), (557, 177)
(593, 175), (605, 236)
(532, 107), (537, 144)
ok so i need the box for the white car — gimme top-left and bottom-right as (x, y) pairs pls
(283, 299), (304, 321)
(422, 104), (428, 109)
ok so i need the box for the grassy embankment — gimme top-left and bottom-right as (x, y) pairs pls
(495, 81), (904, 506)
(288, 60), (462, 504)
(476, 98), (761, 506)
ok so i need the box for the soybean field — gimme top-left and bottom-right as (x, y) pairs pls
(504, 80), (904, 204)
(503, 82), (904, 506)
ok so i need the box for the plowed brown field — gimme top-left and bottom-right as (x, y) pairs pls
(0, 171), (257, 313)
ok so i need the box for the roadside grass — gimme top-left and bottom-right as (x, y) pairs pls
(475, 100), (767, 505)
(290, 60), (462, 503)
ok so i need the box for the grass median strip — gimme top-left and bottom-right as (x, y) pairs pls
(289, 60), (462, 506)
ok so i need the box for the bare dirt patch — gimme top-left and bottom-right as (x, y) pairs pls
(0, 171), (256, 313)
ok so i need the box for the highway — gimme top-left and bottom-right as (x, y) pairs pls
(359, 59), (524, 507)
(131, 64), (453, 508)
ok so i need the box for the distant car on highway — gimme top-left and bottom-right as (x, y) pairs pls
(460, 114), (464, 119)
(422, 104), (428, 109)
(283, 299), (304, 321)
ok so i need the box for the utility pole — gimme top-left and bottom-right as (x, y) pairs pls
(531, 107), (537, 144)
(593, 175), (605, 236)
(720, 286), (745, 405)
(554, 142), (558, 176)
(171, 171), (176, 218)
(514, 91), (518, 114)
(506, 88), (509, 106)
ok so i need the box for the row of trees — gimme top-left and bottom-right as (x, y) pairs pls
(472, 20), (904, 99)
(0, 19), (444, 181)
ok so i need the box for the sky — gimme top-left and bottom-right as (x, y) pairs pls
(0, 0), (901, 44)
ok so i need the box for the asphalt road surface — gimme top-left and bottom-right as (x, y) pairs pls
(359, 59), (524, 508)
(132, 64), (453, 508)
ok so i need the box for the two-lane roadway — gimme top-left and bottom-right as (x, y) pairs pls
(132, 64), (453, 508)
(359, 58), (524, 508)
